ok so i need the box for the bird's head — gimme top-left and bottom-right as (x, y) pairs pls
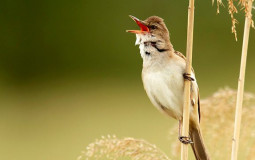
(127, 15), (170, 42)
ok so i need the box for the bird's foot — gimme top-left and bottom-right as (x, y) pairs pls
(178, 136), (193, 144)
(183, 73), (195, 81)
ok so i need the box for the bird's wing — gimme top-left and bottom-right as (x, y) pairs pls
(174, 50), (186, 59)
(197, 88), (201, 122)
(174, 50), (200, 121)
(190, 80), (201, 122)
(174, 51), (195, 74)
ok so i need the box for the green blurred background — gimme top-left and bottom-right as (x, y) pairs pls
(0, 0), (254, 160)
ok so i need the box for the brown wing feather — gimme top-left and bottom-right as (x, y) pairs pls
(175, 50), (200, 121)
(197, 90), (201, 122)
(174, 51), (195, 74)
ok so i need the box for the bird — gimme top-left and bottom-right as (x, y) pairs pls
(127, 15), (210, 160)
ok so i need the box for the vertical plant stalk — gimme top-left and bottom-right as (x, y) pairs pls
(231, 0), (253, 160)
(181, 0), (195, 160)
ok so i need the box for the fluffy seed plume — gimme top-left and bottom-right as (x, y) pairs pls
(78, 135), (171, 160)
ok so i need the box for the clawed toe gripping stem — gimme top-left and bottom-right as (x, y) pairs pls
(183, 73), (195, 81)
(179, 136), (193, 144)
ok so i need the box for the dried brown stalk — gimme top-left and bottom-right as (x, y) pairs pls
(181, 0), (195, 159)
(231, 0), (253, 159)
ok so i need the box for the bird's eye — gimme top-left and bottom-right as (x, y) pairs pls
(150, 25), (157, 30)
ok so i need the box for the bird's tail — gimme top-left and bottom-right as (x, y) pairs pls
(189, 124), (210, 160)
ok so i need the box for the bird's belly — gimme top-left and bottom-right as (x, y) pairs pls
(143, 69), (184, 120)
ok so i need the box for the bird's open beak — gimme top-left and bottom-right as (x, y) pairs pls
(126, 15), (149, 34)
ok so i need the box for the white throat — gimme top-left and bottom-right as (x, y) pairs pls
(135, 34), (157, 59)
(134, 34), (171, 69)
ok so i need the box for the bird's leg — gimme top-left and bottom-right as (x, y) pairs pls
(178, 120), (193, 144)
(183, 73), (195, 81)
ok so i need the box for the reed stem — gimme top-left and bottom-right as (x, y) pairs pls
(231, 0), (253, 160)
(181, 0), (195, 159)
